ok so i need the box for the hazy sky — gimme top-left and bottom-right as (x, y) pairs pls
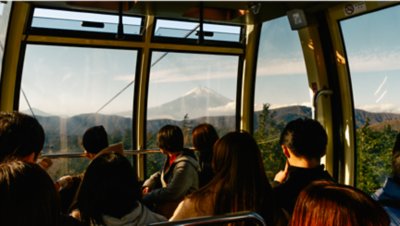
(18, 4), (400, 116)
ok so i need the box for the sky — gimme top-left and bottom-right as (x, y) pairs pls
(17, 3), (400, 116)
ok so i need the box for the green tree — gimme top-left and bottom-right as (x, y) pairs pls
(254, 103), (286, 181)
(182, 113), (192, 147)
(356, 119), (396, 194)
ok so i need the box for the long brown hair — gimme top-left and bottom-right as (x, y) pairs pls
(189, 131), (276, 221)
(192, 123), (219, 168)
(290, 180), (390, 226)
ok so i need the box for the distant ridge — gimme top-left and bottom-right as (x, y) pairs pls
(21, 108), (53, 117)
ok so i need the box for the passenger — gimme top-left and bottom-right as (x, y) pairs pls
(372, 132), (400, 226)
(290, 180), (390, 226)
(170, 131), (287, 226)
(272, 118), (334, 214)
(81, 125), (123, 159)
(0, 160), (82, 226)
(72, 152), (167, 226)
(56, 125), (123, 213)
(0, 111), (44, 163)
(192, 123), (219, 187)
(142, 125), (200, 218)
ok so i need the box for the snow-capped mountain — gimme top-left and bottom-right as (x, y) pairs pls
(147, 86), (235, 120)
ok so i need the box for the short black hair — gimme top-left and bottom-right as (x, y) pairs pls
(82, 125), (109, 154)
(280, 118), (327, 159)
(157, 125), (183, 153)
(76, 152), (141, 225)
(0, 161), (60, 226)
(0, 112), (45, 162)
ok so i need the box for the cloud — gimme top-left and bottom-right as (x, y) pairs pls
(151, 64), (237, 84)
(208, 101), (236, 115)
(253, 102), (312, 112)
(113, 74), (135, 82)
(256, 58), (307, 77)
(61, 73), (72, 82)
(358, 103), (400, 113)
(348, 49), (400, 73)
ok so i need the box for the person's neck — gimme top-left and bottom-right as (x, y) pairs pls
(288, 157), (320, 168)
(393, 175), (400, 185)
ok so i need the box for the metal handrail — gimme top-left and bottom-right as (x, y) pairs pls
(40, 148), (197, 159)
(148, 211), (267, 226)
(40, 149), (162, 158)
(313, 89), (333, 120)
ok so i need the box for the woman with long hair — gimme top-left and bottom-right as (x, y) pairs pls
(170, 131), (286, 225)
(192, 123), (219, 187)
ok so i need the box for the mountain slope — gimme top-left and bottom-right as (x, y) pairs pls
(147, 87), (233, 120)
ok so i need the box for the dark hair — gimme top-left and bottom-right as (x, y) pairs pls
(392, 133), (400, 154)
(76, 152), (141, 225)
(157, 125), (183, 153)
(392, 133), (400, 177)
(0, 161), (60, 226)
(290, 180), (390, 226)
(279, 118), (327, 159)
(190, 131), (276, 220)
(392, 152), (400, 177)
(192, 123), (219, 166)
(0, 111), (45, 162)
(82, 125), (109, 154)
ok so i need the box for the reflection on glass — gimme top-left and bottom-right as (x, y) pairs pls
(155, 19), (241, 42)
(341, 5), (400, 194)
(146, 51), (239, 176)
(32, 8), (142, 35)
(254, 16), (311, 180)
(0, 2), (11, 77)
(20, 44), (137, 180)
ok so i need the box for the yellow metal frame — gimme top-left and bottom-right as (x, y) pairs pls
(325, 1), (397, 185)
(0, 2), (30, 112)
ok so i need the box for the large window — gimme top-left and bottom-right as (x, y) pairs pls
(340, 5), (400, 194)
(20, 45), (137, 179)
(254, 16), (311, 180)
(146, 51), (239, 176)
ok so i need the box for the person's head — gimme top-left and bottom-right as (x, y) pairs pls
(280, 118), (327, 160)
(209, 131), (272, 213)
(76, 152), (141, 225)
(157, 125), (184, 154)
(192, 123), (219, 162)
(0, 111), (45, 163)
(290, 180), (390, 226)
(0, 160), (60, 226)
(82, 125), (109, 157)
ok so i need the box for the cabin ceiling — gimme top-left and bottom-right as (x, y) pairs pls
(31, 1), (340, 25)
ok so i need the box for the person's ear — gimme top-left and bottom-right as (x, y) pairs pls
(281, 145), (290, 158)
(22, 152), (37, 163)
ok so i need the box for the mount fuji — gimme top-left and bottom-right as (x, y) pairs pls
(147, 86), (234, 120)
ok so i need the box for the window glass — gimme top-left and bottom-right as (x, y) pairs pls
(254, 16), (311, 180)
(20, 44), (137, 180)
(155, 19), (241, 42)
(0, 2), (12, 77)
(32, 8), (142, 35)
(340, 5), (400, 194)
(146, 51), (239, 176)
